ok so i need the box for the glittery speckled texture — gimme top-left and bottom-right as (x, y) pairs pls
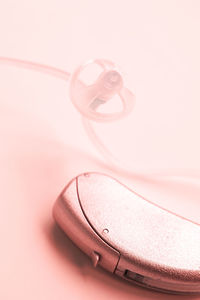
(77, 173), (200, 294)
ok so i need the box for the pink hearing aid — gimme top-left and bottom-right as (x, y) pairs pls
(53, 172), (200, 295)
(1, 56), (200, 295)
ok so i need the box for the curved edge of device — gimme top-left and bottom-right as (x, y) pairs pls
(52, 172), (200, 295)
(52, 175), (120, 272)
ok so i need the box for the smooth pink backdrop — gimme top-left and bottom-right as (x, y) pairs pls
(0, 1), (200, 299)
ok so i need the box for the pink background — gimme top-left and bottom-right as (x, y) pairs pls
(0, 1), (200, 299)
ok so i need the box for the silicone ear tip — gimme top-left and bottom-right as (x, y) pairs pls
(69, 59), (135, 122)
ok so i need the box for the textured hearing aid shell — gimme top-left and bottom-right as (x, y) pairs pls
(69, 59), (135, 122)
(53, 173), (200, 295)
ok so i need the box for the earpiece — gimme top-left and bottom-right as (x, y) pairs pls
(69, 59), (135, 122)
(0, 56), (135, 170)
(1, 56), (197, 177)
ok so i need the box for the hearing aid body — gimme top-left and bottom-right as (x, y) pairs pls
(53, 172), (200, 295)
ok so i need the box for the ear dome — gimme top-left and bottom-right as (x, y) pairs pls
(69, 59), (135, 122)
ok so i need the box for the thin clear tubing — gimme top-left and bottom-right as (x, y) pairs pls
(1, 56), (200, 181)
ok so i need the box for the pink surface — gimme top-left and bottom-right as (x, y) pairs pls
(0, 1), (200, 299)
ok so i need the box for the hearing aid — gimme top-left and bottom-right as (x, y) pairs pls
(53, 172), (200, 295)
(1, 56), (199, 294)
